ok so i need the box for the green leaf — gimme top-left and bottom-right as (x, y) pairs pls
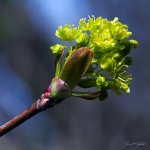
(78, 78), (96, 88)
(55, 50), (64, 77)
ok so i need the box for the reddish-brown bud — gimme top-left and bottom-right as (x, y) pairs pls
(59, 47), (93, 89)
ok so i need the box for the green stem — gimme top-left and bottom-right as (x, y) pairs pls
(72, 90), (101, 100)
(69, 40), (73, 52)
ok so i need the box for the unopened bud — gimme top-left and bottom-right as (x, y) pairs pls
(59, 47), (93, 89)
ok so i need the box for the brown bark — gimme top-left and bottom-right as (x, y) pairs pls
(0, 92), (62, 137)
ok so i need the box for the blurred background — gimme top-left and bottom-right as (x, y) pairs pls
(0, 0), (150, 150)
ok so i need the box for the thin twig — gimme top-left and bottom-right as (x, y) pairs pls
(0, 101), (40, 137)
(0, 89), (63, 137)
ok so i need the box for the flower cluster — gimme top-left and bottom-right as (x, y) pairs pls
(50, 16), (138, 100)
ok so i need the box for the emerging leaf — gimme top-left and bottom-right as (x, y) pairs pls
(59, 47), (93, 89)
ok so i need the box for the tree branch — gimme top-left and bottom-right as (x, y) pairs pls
(0, 88), (63, 137)
(0, 101), (39, 137)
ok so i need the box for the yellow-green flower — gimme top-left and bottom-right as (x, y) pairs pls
(50, 16), (138, 99)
